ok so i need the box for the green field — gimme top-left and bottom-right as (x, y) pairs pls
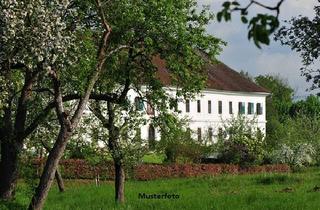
(2, 168), (320, 210)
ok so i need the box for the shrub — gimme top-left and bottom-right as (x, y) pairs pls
(155, 114), (213, 163)
(271, 143), (315, 170)
(216, 115), (265, 167)
(133, 163), (289, 180)
(31, 159), (290, 180)
(19, 155), (39, 196)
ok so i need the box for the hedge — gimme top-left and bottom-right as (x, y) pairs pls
(32, 158), (290, 181)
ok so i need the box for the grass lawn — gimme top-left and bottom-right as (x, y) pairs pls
(2, 168), (320, 210)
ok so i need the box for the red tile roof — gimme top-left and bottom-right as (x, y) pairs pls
(153, 56), (270, 93)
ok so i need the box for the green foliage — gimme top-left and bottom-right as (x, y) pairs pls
(217, 1), (283, 48)
(290, 95), (320, 117)
(141, 153), (165, 164)
(18, 156), (38, 198)
(255, 75), (293, 121)
(270, 144), (315, 170)
(239, 70), (253, 81)
(255, 74), (294, 148)
(247, 14), (279, 48)
(283, 114), (320, 146)
(275, 4), (320, 90)
(92, 0), (225, 108)
(216, 115), (265, 166)
(156, 114), (212, 163)
(269, 113), (320, 167)
(78, 0), (224, 177)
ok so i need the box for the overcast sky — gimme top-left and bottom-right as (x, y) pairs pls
(199, 0), (318, 99)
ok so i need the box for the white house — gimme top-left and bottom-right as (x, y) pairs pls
(129, 56), (270, 144)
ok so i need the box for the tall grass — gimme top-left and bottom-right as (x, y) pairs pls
(2, 168), (320, 210)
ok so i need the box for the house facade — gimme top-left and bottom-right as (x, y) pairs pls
(130, 57), (270, 143)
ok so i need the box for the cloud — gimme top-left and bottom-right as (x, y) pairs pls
(280, 0), (318, 19)
(254, 52), (307, 93)
(201, 0), (319, 98)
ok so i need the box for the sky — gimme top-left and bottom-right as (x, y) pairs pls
(198, 0), (318, 99)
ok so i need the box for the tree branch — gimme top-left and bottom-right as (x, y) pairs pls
(233, 0), (285, 17)
(69, 0), (112, 127)
(48, 69), (71, 130)
(32, 88), (54, 95)
(23, 92), (120, 139)
(14, 71), (38, 142)
(117, 48), (134, 103)
(89, 103), (110, 128)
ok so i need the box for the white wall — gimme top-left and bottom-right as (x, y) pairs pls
(129, 87), (268, 143)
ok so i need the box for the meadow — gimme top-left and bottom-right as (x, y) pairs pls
(2, 168), (320, 210)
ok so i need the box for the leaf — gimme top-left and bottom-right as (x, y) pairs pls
(217, 12), (223, 22)
(232, 1), (240, 6)
(222, 1), (231, 8)
(241, 16), (248, 24)
(224, 12), (231, 21)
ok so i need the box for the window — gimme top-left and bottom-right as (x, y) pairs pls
(197, 100), (201, 113)
(147, 102), (154, 115)
(229, 101), (233, 114)
(218, 101), (222, 114)
(248, 102), (254, 115)
(134, 97), (144, 111)
(256, 103), (263, 115)
(197, 128), (202, 141)
(148, 125), (156, 149)
(186, 99), (190, 113)
(208, 100), (212, 113)
(208, 127), (213, 141)
(238, 102), (245, 114)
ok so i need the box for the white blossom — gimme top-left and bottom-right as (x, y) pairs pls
(0, 0), (78, 115)
(0, 0), (77, 70)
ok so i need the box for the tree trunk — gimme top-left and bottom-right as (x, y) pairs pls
(55, 167), (65, 192)
(114, 161), (125, 203)
(28, 128), (71, 210)
(40, 139), (65, 192)
(0, 140), (21, 200)
(28, 4), (111, 208)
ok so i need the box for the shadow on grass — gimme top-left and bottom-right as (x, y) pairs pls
(255, 174), (303, 185)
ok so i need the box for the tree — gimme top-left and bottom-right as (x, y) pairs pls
(239, 70), (253, 81)
(26, 115), (65, 193)
(275, 2), (320, 90)
(27, 0), (113, 208)
(90, 101), (148, 203)
(255, 74), (294, 148)
(290, 95), (320, 117)
(0, 0), (286, 207)
(0, 0), (75, 200)
(83, 0), (224, 203)
(255, 75), (293, 121)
